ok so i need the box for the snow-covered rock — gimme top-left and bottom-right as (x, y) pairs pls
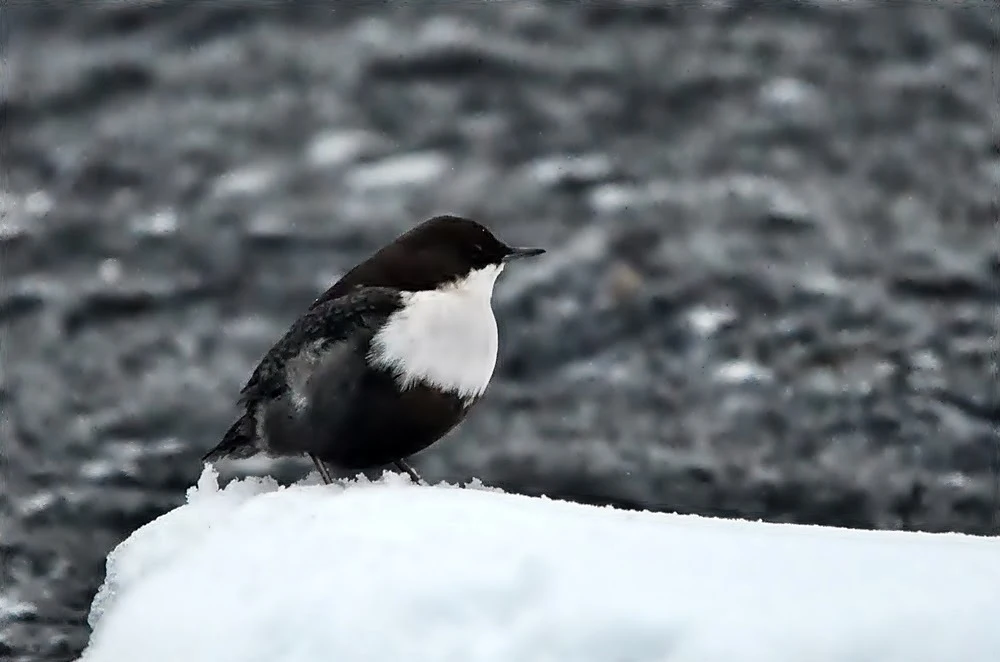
(78, 466), (1000, 662)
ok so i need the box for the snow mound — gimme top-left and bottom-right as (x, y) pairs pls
(79, 465), (1000, 662)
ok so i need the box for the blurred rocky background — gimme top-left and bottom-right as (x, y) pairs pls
(2, 0), (998, 659)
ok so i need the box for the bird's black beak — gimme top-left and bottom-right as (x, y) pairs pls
(503, 246), (546, 262)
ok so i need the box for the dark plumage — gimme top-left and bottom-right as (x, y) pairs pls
(202, 215), (545, 484)
(308, 214), (522, 304)
(203, 286), (404, 463)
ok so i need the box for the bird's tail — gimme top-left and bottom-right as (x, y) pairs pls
(203, 413), (258, 462)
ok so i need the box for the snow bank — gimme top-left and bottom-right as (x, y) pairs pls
(79, 466), (1000, 662)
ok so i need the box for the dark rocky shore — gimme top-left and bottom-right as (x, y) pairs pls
(2, 1), (997, 659)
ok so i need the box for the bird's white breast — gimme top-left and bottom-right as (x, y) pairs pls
(368, 265), (503, 401)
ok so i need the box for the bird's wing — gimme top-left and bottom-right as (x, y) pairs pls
(237, 286), (402, 404)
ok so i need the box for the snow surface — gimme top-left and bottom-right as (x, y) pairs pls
(79, 466), (1000, 662)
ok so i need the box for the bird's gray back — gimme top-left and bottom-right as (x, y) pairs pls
(237, 287), (403, 457)
(259, 329), (374, 457)
(238, 287), (403, 405)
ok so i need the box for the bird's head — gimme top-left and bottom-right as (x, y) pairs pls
(336, 215), (546, 297)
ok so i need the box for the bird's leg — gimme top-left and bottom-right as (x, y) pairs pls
(393, 459), (425, 485)
(309, 453), (335, 485)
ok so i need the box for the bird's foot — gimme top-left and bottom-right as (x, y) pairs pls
(393, 459), (425, 485)
(309, 454), (335, 485)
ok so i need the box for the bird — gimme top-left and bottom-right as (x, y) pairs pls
(202, 215), (545, 485)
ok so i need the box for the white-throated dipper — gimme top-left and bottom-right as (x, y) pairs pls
(202, 215), (545, 484)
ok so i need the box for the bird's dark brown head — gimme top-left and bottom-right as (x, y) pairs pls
(320, 215), (545, 300)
